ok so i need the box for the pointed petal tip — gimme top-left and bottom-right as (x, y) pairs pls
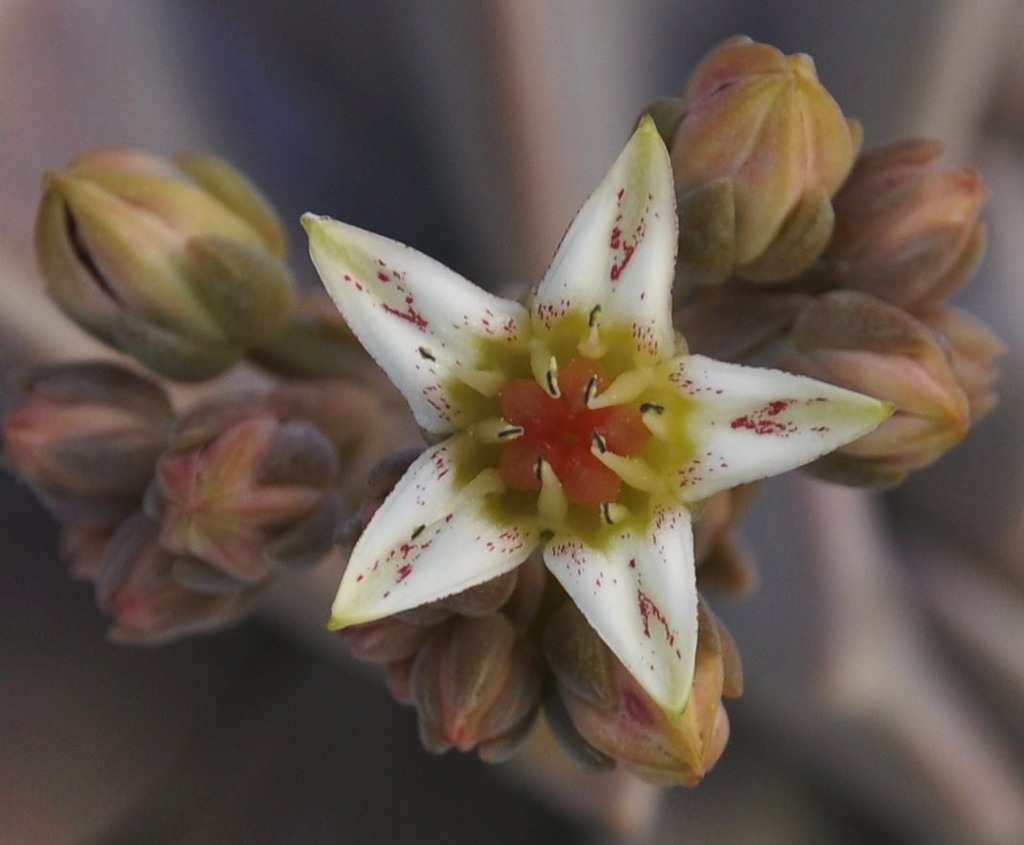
(300, 212), (319, 234)
(635, 112), (659, 136)
(301, 212), (333, 238)
(657, 687), (691, 718)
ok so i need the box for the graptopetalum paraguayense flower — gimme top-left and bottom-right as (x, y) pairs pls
(303, 117), (890, 713)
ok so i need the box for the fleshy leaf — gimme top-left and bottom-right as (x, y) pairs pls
(330, 435), (541, 627)
(533, 117), (677, 361)
(669, 354), (892, 502)
(304, 215), (529, 435)
(544, 502), (698, 713)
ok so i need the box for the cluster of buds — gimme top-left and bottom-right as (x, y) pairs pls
(1, 362), (353, 642)
(659, 36), (1002, 485)
(6, 147), (407, 641)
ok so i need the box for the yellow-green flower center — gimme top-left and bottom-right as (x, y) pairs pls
(455, 313), (696, 542)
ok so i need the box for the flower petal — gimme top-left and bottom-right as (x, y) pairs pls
(304, 214), (529, 435)
(330, 435), (540, 627)
(670, 354), (892, 501)
(533, 117), (677, 361)
(544, 503), (698, 713)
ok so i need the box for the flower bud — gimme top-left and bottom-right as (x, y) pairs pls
(409, 614), (542, 762)
(693, 488), (757, 595)
(248, 291), (378, 380)
(816, 139), (987, 308)
(544, 599), (737, 786)
(59, 522), (115, 581)
(784, 291), (969, 485)
(1, 362), (172, 526)
(916, 305), (1005, 423)
(268, 381), (415, 513)
(674, 290), (811, 363)
(671, 37), (859, 285)
(147, 398), (341, 584)
(34, 149), (295, 380)
(399, 570), (519, 625)
(341, 616), (438, 664)
(95, 512), (265, 644)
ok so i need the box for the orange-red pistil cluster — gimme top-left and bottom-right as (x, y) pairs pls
(497, 359), (651, 510)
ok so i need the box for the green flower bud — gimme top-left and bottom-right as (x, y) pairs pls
(146, 398), (341, 584)
(409, 614), (542, 762)
(784, 291), (970, 485)
(544, 599), (738, 786)
(1, 362), (172, 527)
(671, 37), (859, 285)
(34, 149), (295, 380)
(817, 139), (987, 308)
(95, 512), (266, 644)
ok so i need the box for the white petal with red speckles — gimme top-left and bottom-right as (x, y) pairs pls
(544, 502), (698, 713)
(532, 117), (677, 361)
(669, 354), (892, 502)
(330, 435), (541, 627)
(304, 214), (528, 435)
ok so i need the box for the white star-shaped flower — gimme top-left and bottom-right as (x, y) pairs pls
(303, 118), (889, 713)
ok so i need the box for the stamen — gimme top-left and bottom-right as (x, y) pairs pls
(529, 338), (560, 397)
(583, 375), (600, 406)
(578, 305), (604, 358)
(545, 363), (560, 398)
(411, 524), (426, 539)
(453, 365), (506, 396)
(537, 460), (568, 526)
(591, 431), (608, 453)
(592, 449), (665, 493)
(471, 418), (525, 444)
(641, 403), (672, 439)
(587, 367), (653, 409)
(417, 346), (436, 362)
(601, 502), (629, 525)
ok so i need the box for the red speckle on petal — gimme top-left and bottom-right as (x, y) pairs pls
(730, 399), (796, 436)
(637, 588), (675, 647)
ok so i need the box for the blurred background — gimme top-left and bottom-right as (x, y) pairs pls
(2, 1), (1023, 843)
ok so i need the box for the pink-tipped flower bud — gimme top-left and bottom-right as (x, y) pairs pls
(95, 512), (265, 644)
(341, 616), (438, 665)
(916, 304), (1005, 423)
(671, 37), (859, 285)
(544, 599), (739, 786)
(34, 149), (295, 380)
(147, 398), (341, 584)
(409, 614), (542, 762)
(818, 139), (987, 308)
(2, 362), (172, 527)
(784, 291), (970, 486)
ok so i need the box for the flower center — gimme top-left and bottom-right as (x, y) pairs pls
(496, 359), (651, 510)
